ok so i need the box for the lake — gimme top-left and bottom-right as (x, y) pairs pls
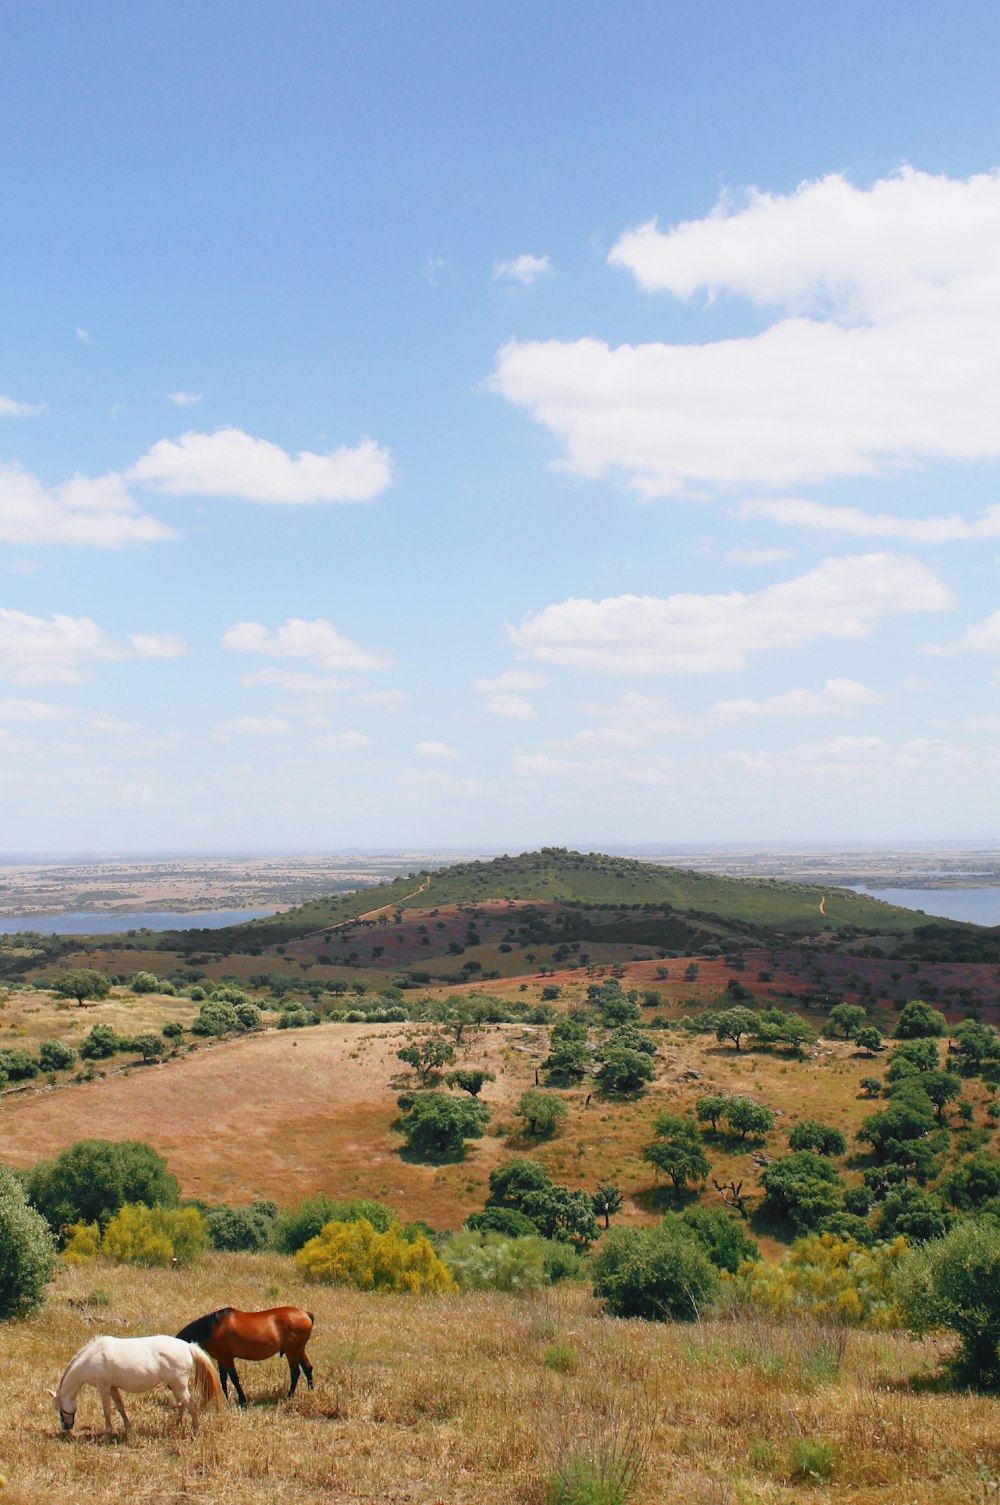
(847, 887), (1000, 926)
(0, 908), (278, 935)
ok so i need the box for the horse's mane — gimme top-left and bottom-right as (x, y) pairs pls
(176, 1308), (232, 1346)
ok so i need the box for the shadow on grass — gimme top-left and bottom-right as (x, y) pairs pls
(396, 1141), (470, 1166)
(633, 1184), (699, 1214)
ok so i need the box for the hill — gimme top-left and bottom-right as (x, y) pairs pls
(165, 848), (934, 951)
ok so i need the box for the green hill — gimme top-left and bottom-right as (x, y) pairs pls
(168, 847), (935, 949)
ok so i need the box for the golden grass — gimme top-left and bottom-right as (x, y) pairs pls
(2, 1253), (998, 1504)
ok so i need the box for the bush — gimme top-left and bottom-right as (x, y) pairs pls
(397, 1092), (490, 1161)
(595, 1047), (655, 1096)
(62, 1203), (208, 1267)
(760, 1152), (844, 1232)
(296, 1218), (455, 1293)
(234, 1001), (263, 1030)
(278, 1006), (319, 1028)
(439, 1230), (549, 1291)
(465, 1206), (540, 1238)
(191, 999), (239, 1036)
(895, 1001), (947, 1039)
(79, 1025), (119, 1060)
(593, 1221), (720, 1321)
(129, 971), (160, 994)
(673, 1206), (759, 1273)
(24, 1138), (179, 1232)
(38, 1039), (76, 1073)
(898, 1219), (1000, 1386)
(204, 1201), (276, 1251)
(517, 1089), (568, 1137)
(788, 1120), (847, 1156)
(726, 1232), (908, 1327)
(0, 1163), (55, 1319)
(0, 1048), (39, 1080)
(271, 1195), (395, 1253)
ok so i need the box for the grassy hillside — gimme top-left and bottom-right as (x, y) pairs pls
(172, 849), (933, 950)
(3, 1255), (996, 1504)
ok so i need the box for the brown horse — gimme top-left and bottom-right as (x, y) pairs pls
(176, 1306), (315, 1406)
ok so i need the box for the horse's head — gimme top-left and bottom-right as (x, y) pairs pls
(47, 1388), (75, 1431)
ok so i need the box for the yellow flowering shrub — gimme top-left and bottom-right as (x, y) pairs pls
(724, 1232), (909, 1328)
(60, 1204), (207, 1268)
(295, 1217), (457, 1294)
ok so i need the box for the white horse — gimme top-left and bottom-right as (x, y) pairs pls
(49, 1335), (225, 1436)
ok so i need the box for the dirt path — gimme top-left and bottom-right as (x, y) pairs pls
(299, 873), (433, 941)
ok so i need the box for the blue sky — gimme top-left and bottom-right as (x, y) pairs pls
(4, 2), (1000, 851)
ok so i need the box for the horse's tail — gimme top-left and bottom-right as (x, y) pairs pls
(189, 1343), (226, 1413)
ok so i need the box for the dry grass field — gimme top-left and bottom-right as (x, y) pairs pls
(1, 1253), (998, 1505)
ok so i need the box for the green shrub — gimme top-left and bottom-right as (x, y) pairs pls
(465, 1206), (540, 1238)
(592, 1222), (719, 1321)
(788, 1439), (837, 1484)
(204, 1201), (276, 1251)
(234, 1001), (263, 1030)
(898, 1219), (1000, 1387)
(788, 1120), (847, 1156)
(397, 1092), (490, 1161)
(0, 1163), (55, 1319)
(271, 1195), (394, 1254)
(79, 1026), (119, 1061)
(545, 1344), (577, 1372)
(129, 971), (160, 994)
(24, 1138), (179, 1232)
(191, 999), (239, 1036)
(38, 1039), (76, 1073)
(439, 1230), (548, 1291)
(760, 1152), (844, 1231)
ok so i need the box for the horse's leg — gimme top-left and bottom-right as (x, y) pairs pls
(301, 1350), (314, 1391)
(110, 1387), (130, 1430)
(98, 1387), (115, 1436)
(229, 1363), (247, 1408)
(173, 1381), (199, 1436)
(217, 1361), (230, 1400)
(287, 1357), (301, 1398)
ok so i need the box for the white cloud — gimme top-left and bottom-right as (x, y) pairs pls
(129, 633), (187, 659)
(0, 609), (117, 684)
(0, 465), (175, 548)
(586, 679), (884, 738)
(357, 688), (409, 710)
(725, 546), (794, 566)
(242, 667), (357, 694)
(415, 740), (459, 760)
(492, 168), (1000, 494)
(739, 496), (1000, 543)
(213, 716), (292, 740)
(0, 395), (46, 418)
(311, 730), (372, 750)
(471, 669), (548, 693)
(165, 391), (203, 407)
(924, 609), (1000, 656)
(223, 618), (390, 673)
(423, 254), (449, 286)
(510, 554), (952, 674)
(484, 693), (536, 720)
(0, 698), (73, 722)
(493, 253), (552, 287)
(130, 427), (393, 503)
(74, 327), (91, 344)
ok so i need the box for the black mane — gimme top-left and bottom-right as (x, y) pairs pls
(176, 1307), (232, 1345)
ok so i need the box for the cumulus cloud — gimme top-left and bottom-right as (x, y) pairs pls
(924, 609), (1000, 656)
(213, 716), (292, 739)
(510, 554), (952, 674)
(739, 496), (1000, 543)
(471, 669), (548, 693)
(586, 679), (885, 739)
(493, 253), (552, 287)
(0, 395), (46, 418)
(242, 667), (357, 694)
(165, 391), (203, 407)
(484, 693), (537, 720)
(311, 730), (372, 750)
(0, 697), (73, 722)
(725, 546), (794, 565)
(415, 740), (459, 760)
(130, 427), (393, 503)
(492, 168), (1000, 494)
(0, 465), (175, 548)
(222, 618), (391, 673)
(0, 610), (189, 684)
(129, 633), (187, 659)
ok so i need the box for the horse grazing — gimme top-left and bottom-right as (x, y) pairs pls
(175, 1306), (315, 1406)
(49, 1335), (224, 1436)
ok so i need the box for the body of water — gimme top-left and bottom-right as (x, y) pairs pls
(848, 887), (1000, 926)
(0, 908), (278, 935)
